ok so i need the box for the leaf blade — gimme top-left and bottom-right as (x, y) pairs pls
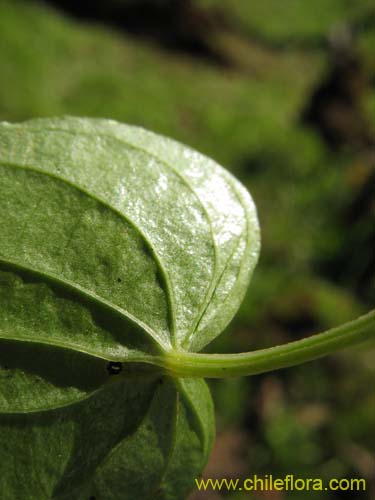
(10, 116), (260, 350)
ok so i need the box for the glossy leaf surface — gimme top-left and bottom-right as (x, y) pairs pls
(0, 117), (259, 498)
(0, 117), (260, 355)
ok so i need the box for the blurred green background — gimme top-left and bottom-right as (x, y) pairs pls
(0, 0), (373, 498)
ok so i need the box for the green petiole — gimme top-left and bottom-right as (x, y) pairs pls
(158, 310), (375, 378)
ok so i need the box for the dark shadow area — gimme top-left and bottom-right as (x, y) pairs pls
(302, 31), (372, 150)
(314, 169), (375, 302)
(0, 371), (159, 499)
(41, 0), (233, 66)
(0, 338), (108, 391)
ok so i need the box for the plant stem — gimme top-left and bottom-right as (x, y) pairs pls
(160, 310), (375, 378)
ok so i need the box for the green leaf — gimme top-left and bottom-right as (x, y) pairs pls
(89, 378), (214, 500)
(0, 117), (258, 498)
(0, 372), (214, 499)
(0, 116), (260, 356)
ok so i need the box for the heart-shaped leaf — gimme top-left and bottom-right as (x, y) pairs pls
(0, 117), (259, 498)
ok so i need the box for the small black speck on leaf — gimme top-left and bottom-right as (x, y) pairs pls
(117, 277), (122, 283)
(107, 361), (122, 375)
